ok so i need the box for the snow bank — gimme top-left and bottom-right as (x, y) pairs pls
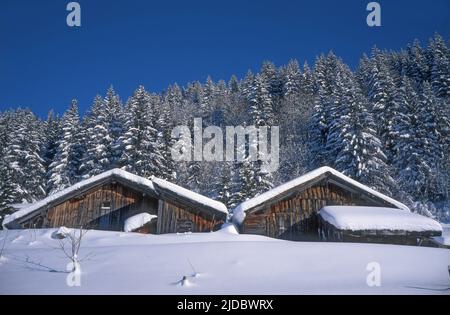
(51, 226), (72, 239)
(432, 224), (450, 246)
(151, 177), (228, 215)
(124, 213), (157, 232)
(432, 236), (450, 246)
(3, 169), (156, 227)
(319, 206), (443, 232)
(219, 223), (240, 235)
(233, 166), (410, 224)
(0, 229), (449, 295)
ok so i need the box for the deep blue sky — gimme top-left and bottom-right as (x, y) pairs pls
(1, 0), (449, 118)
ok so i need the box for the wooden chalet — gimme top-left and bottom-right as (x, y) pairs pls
(232, 167), (414, 242)
(3, 169), (227, 234)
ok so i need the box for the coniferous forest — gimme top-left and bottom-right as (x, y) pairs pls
(0, 34), (449, 226)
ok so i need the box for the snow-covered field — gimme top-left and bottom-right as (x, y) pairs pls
(0, 228), (449, 295)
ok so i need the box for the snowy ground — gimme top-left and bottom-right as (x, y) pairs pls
(434, 224), (450, 247)
(0, 228), (449, 295)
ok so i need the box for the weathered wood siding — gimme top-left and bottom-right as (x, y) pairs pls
(22, 182), (158, 231)
(242, 181), (380, 240)
(157, 200), (223, 234)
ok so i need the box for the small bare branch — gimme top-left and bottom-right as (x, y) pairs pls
(0, 229), (9, 258)
(24, 255), (64, 273)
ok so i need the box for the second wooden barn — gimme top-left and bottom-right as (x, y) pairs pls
(232, 167), (413, 241)
(3, 169), (228, 234)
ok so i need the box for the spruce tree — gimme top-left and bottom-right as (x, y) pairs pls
(120, 86), (160, 178)
(47, 101), (84, 194)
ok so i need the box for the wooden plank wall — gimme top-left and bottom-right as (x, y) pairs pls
(24, 183), (158, 231)
(243, 182), (374, 240)
(157, 200), (223, 234)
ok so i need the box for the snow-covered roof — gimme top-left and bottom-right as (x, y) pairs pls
(319, 206), (442, 233)
(3, 169), (228, 228)
(233, 166), (410, 224)
(3, 169), (158, 227)
(124, 213), (157, 232)
(151, 177), (228, 217)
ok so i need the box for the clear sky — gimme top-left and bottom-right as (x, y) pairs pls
(0, 0), (449, 117)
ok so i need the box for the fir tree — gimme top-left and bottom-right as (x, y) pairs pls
(47, 101), (84, 194)
(80, 87), (123, 178)
(120, 86), (161, 178)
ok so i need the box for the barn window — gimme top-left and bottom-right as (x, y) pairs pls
(278, 216), (285, 234)
(101, 201), (111, 210)
(176, 219), (194, 233)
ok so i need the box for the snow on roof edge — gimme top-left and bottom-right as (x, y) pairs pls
(3, 169), (157, 227)
(232, 167), (410, 224)
(151, 176), (228, 215)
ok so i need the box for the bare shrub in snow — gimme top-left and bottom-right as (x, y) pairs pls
(56, 227), (88, 272)
(0, 230), (9, 260)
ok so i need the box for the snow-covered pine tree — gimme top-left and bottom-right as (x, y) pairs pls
(282, 59), (301, 99)
(332, 74), (395, 195)
(428, 34), (450, 98)
(201, 77), (216, 125)
(216, 161), (233, 209)
(260, 61), (283, 118)
(246, 74), (275, 194)
(104, 86), (124, 163)
(405, 40), (430, 84)
(79, 95), (102, 177)
(300, 62), (315, 96)
(414, 82), (444, 200)
(224, 75), (244, 126)
(310, 53), (347, 168)
(0, 111), (10, 155)
(80, 87), (123, 178)
(236, 157), (258, 203)
(277, 61), (313, 184)
(356, 53), (372, 94)
(366, 48), (400, 158)
(119, 86), (160, 178)
(1, 109), (46, 204)
(0, 112), (16, 222)
(47, 101), (84, 194)
(392, 77), (419, 182)
(210, 80), (227, 127)
(248, 73), (275, 127)
(153, 95), (176, 181)
(435, 96), (450, 201)
(43, 111), (62, 191)
(394, 80), (443, 201)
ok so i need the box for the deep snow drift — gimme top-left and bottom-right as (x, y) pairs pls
(0, 228), (449, 295)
